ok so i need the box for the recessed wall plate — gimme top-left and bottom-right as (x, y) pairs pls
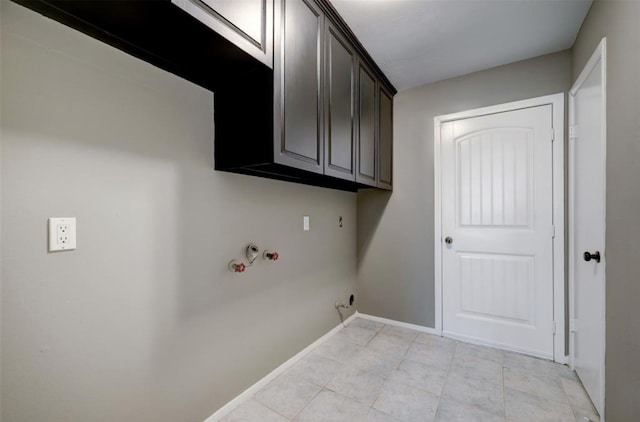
(48, 217), (76, 252)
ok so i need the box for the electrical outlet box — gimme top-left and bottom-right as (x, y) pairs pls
(48, 217), (76, 252)
(303, 215), (310, 231)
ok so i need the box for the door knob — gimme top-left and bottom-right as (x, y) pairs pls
(445, 236), (453, 245)
(583, 251), (601, 263)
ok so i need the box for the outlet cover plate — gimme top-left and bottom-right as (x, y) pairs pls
(48, 217), (76, 252)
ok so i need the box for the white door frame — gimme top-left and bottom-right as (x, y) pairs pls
(569, 38), (606, 417)
(434, 93), (566, 363)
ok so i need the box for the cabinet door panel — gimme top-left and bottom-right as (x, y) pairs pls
(173, 0), (273, 67)
(275, 0), (323, 173)
(356, 64), (376, 186)
(201, 0), (263, 43)
(378, 87), (393, 190)
(324, 23), (355, 180)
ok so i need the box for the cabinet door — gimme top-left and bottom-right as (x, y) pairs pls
(324, 22), (356, 181)
(274, 0), (324, 174)
(377, 86), (393, 190)
(172, 0), (273, 67)
(356, 63), (376, 186)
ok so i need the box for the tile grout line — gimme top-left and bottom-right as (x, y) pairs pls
(434, 341), (461, 421)
(325, 321), (402, 420)
(369, 324), (419, 420)
(325, 320), (390, 419)
(365, 324), (388, 416)
(253, 395), (296, 421)
(288, 384), (324, 421)
(502, 359), (507, 421)
(433, 342), (459, 422)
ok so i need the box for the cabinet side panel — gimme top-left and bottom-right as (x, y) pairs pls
(378, 88), (392, 188)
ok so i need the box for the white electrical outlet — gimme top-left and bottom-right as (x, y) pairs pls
(48, 217), (76, 252)
(303, 215), (310, 231)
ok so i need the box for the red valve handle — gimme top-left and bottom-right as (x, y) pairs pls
(229, 260), (247, 273)
(267, 252), (279, 261)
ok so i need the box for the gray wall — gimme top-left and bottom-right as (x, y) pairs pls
(357, 51), (571, 328)
(571, 0), (640, 419)
(0, 2), (356, 421)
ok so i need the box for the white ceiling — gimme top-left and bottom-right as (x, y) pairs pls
(331, 0), (593, 91)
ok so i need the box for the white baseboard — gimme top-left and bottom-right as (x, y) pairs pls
(355, 312), (440, 336)
(203, 312), (357, 422)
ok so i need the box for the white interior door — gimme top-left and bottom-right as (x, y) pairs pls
(570, 39), (606, 417)
(441, 105), (556, 359)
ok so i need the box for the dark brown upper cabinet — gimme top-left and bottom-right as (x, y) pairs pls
(274, 0), (325, 174)
(324, 21), (356, 181)
(356, 61), (377, 187)
(14, 0), (395, 191)
(172, 0), (274, 68)
(378, 85), (393, 190)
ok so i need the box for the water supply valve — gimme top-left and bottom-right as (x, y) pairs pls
(229, 260), (246, 273)
(263, 250), (279, 261)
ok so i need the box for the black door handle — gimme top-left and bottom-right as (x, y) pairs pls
(583, 251), (601, 263)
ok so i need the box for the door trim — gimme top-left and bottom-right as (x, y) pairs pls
(568, 38), (606, 418)
(434, 93), (566, 363)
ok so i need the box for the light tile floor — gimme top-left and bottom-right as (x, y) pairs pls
(222, 318), (600, 422)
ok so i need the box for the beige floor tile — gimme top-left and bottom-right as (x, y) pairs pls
(242, 324), (597, 422)
(348, 318), (386, 333)
(456, 342), (504, 364)
(442, 371), (504, 416)
(435, 399), (505, 422)
(414, 333), (457, 348)
(451, 353), (503, 386)
(326, 367), (384, 406)
(221, 399), (289, 422)
(504, 388), (576, 422)
(572, 405), (600, 422)
(312, 336), (363, 363)
(334, 325), (379, 346)
(284, 353), (344, 387)
(503, 366), (569, 403)
(350, 348), (403, 378)
(406, 341), (455, 368)
(374, 379), (440, 422)
(293, 390), (369, 422)
(254, 374), (322, 419)
(387, 359), (448, 396)
(561, 378), (598, 414)
(503, 352), (577, 380)
(364, 409), (404, 422)
(380, 325), (419, 343)
(367, 333), (413, 359)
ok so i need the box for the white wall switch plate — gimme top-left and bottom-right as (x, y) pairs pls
(48, 217), (76, 252)
(303, 215), (310, 231)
